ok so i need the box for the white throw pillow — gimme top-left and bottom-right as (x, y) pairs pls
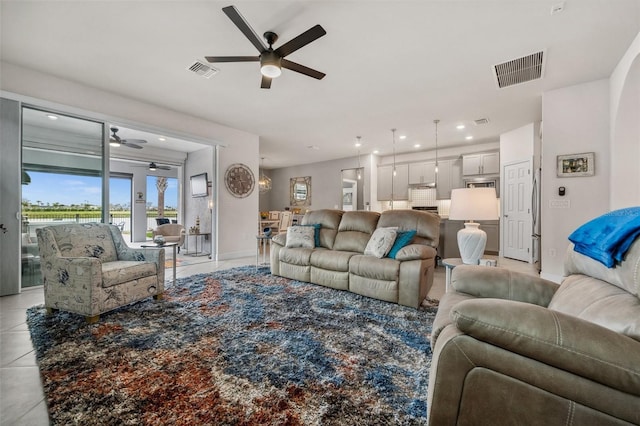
(365, 227), (398, 258)
(285, 225), (315, 249)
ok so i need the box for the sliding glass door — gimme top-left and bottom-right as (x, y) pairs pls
(21, 107), (104, 288)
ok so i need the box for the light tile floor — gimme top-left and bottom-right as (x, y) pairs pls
(0, 250), (537, 425)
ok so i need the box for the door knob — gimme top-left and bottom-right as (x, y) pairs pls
(0, 224), (7, 234)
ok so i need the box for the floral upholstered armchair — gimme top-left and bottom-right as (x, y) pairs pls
(36, 223), (165, 323)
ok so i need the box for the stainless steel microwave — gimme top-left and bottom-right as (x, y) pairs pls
(463, 177), (500, 197)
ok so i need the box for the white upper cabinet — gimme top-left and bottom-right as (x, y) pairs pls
(408, 161), (436, 185)
(462, 152), (499, 175)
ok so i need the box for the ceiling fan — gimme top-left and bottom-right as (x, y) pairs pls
(109, 127), (147, 149)
(206, 5), (326, 89)
(134, 162), (172, 171)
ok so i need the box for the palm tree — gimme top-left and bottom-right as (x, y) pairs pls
(156, 177), (168, 218)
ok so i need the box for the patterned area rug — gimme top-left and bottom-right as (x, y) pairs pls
(27, 266), (437, 425)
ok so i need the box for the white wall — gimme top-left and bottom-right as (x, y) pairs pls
(264, 155), (370, 212)
(540, 79), (610, 282)
(185, 147), (214, 255)
(1, 62), (260, 260)
(500, 123), (536, 164)
(610, 32), (640, 209)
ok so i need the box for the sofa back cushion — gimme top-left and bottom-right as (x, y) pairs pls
(564, 240), (640, 297)
(301, 209), (344, 249)
(377, 210), (440, 249)
(42, 223), (118, 262)
(549, 274), (640, 342)
(333, 211), (381, 253)
(155, 223), (184, 237)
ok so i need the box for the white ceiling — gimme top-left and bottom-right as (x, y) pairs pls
(2, 1), (639, 169)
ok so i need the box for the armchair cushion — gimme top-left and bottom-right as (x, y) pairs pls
(102, 261), (158, 288)
(47, 223), (118, 262)
(152, 224), (185, 246)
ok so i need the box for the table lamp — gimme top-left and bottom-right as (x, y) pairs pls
(448, 188), (499, 265)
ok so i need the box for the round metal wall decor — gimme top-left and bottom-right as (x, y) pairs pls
(224, 163), (255, 198)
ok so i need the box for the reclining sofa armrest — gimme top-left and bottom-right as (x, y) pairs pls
(394, 244), (436, 261)
(452, 299), (640, 396)
(271, 233), (286, 247)
(451, 265), (559, 306)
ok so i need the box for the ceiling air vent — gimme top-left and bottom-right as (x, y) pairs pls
(493, 50), (545, 88)
(187, 61), (219, 79)
(474, 118), (490, 126)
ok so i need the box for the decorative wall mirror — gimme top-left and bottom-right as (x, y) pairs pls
(290, 176), (311, 206)
(341, 168), (364, 211)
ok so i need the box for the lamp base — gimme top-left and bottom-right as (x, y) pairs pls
(457, 222), (487, 265)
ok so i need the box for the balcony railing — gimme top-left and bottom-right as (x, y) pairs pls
(22, 211), (178, 235)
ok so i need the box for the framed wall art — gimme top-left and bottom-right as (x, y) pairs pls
(557, 152), (595, 177)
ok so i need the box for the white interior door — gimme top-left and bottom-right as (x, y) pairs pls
(502, 159), (532, 262)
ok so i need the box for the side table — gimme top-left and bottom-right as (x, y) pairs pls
(141, 242), (177, 283)
(184, 232), (211, 257)
(441, 258), (465, 292)
(256, 234), (272, 268)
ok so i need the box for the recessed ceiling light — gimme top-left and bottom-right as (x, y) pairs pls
(307, 145), (320, 150)
(399, 135), (407, 140)
(414, 144), (421, 148)
(46, 114), (58, 120)
(373, 150), (379, 154)
(158, 136), (166, 142)
(456, 124), (465, 130)
(465, 135), (474, 140)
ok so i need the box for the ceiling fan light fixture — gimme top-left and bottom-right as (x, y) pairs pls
(260, 52), (282, 78)
(110, 140), (121, 147)
(149, 162), (157, 171)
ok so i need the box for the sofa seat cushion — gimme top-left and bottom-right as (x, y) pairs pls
(161, 236), (181, 243)
(349, 254), (400, 281)
(279, 247), (316, 266)
(548, 274), (640, 341)
(310, 249), (358, 272)
(102, 261), (157, 288)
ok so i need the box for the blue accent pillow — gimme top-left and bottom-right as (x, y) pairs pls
(387, 230), (417, 259)
(300, 223), (322, 247)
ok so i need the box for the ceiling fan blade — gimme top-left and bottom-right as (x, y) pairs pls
(206, 56), (259, 63)
(122, 139), (147, 144)
(123, 143), (144, 149)
(275, 24), (326, 58)
(158, 165), (172, 170)
(222, 5), (267, 53)
(261, 75), (272, 89)
(281, 59), (326, 80)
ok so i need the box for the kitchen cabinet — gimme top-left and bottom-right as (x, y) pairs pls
(436, 158), (463, 199)
(441, 219), (500, 259)
(462, 152), (499, 176)
(377, 164), (409, 201)
(408, 161), (436, 185)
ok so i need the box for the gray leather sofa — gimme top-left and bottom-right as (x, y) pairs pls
(270, 209), (440, 308)
(427, 241), (640, 425)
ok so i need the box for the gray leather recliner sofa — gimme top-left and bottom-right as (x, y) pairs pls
(427, 240), (640, 425)
(270, 209), (440, 308)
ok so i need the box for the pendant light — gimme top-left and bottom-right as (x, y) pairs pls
(356, 136), (362, 180)
(434, 119), (440, 174)
(258, 157), (272, 194)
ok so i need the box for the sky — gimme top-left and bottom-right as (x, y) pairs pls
(22, 171), (178, 209)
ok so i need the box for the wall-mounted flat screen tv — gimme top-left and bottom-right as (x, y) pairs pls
(190, 172), (208, 197)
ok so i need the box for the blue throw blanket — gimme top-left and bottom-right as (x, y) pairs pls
(569, 207), (640, 267)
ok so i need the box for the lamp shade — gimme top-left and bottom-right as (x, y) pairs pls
(448, 188), (499, 265)
(449, 188), (498, 221)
